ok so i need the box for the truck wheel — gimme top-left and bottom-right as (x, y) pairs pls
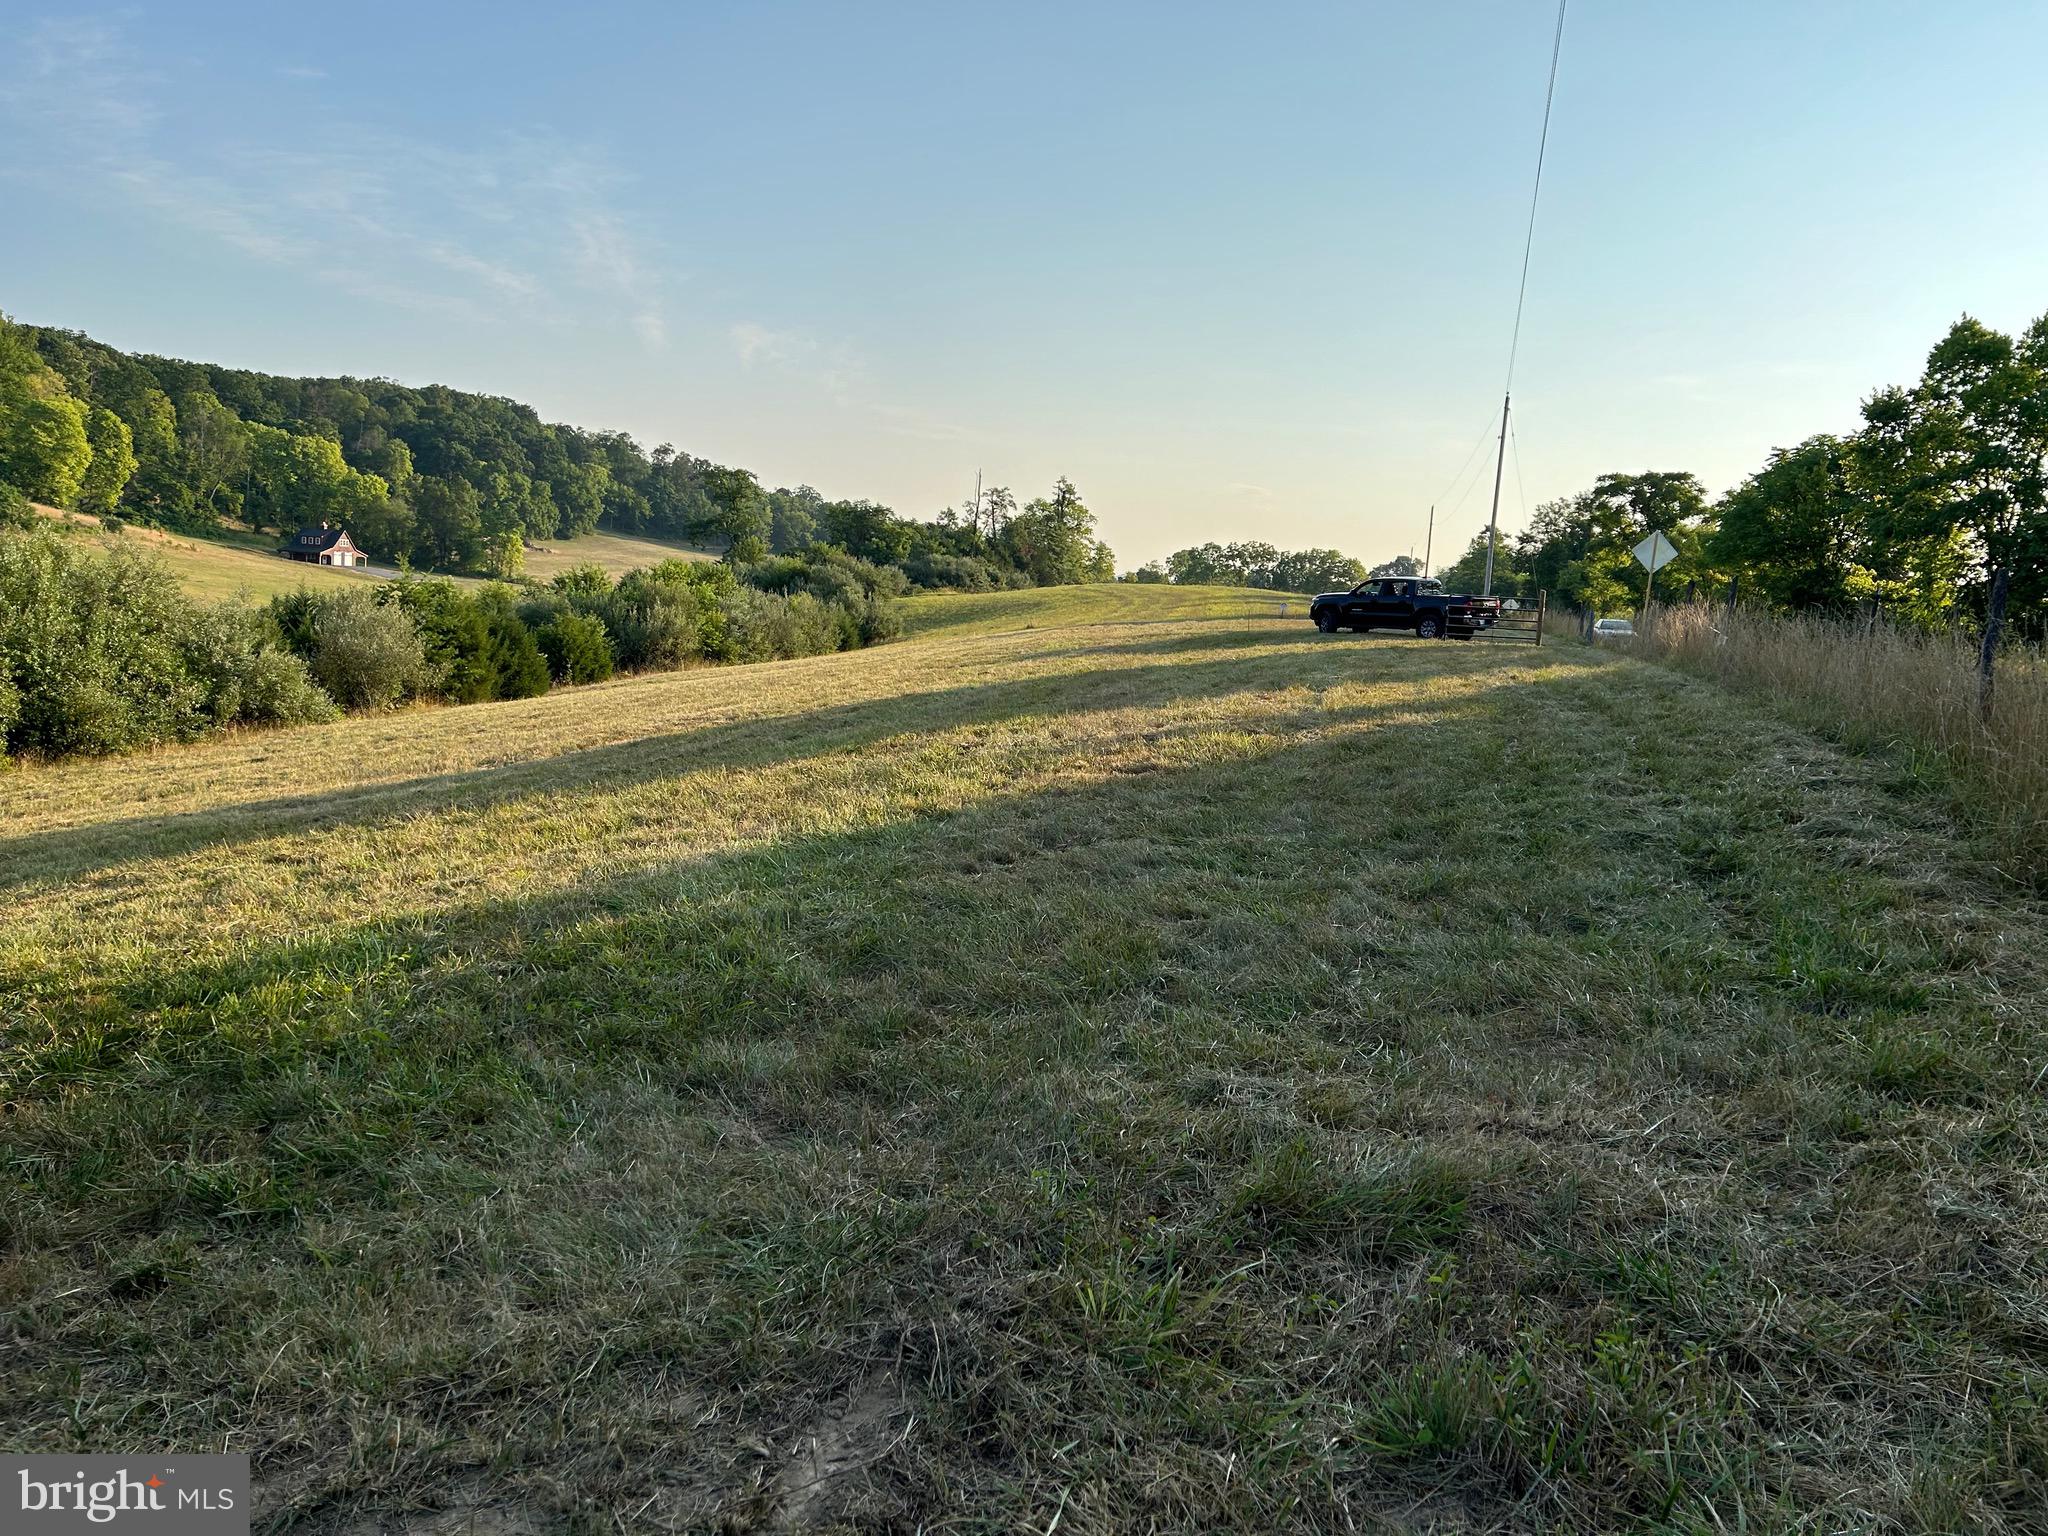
(1415, 613), (1443, 640)
(1315, 611), (1336, 633)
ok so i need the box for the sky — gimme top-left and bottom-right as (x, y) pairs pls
(3, 1), (2044, 568)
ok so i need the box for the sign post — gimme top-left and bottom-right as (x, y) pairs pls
(1632, 530), (1678, 619)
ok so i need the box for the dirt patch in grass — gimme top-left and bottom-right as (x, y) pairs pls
(762, 1368), (908, 1531)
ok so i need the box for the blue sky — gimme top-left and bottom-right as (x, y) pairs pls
(4, 2), (2043, 567)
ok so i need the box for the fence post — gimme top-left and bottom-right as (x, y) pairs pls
(1535, 589), (1546, 648)
(1978, 566), (2010, 724)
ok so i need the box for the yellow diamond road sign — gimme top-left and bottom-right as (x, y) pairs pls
(1632, 530), (1678, 573)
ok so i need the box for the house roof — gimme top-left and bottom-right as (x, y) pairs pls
(287, 526), (353, 553)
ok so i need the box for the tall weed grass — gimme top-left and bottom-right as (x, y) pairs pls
(1620, 602), (2048, 882)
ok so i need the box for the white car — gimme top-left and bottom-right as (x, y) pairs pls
(1591, 617), (1635, 641)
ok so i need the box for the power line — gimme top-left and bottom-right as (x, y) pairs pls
(1483, 0), (1568, 596)
(1433, 406), (1508, 510)
(1508, 412), (1530, 524)
(1504, 0), (1569, 398)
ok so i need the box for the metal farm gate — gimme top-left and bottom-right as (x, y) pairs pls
(1468, 589), (1547, 646)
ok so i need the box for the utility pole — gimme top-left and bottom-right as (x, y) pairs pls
(972, 468), (983, 537)
(1422, 504), (1435, 579)
(1481, 392), (1510, 596)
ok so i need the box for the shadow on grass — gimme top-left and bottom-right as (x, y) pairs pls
(0, 641), (1590, 894)
(7, 647), (2031, 1533)
(11, 676), (1516, 1103)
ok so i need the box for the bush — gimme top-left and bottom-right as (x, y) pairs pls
(235, 648), (339, 727)
(718, 588), (847, 663)
(904, 549), (1003, 592)
(390, 578), (496, 702)
(551, 563), (613, 599)
(0, 656), (19, 749)
(300, 588), (430, 710)
(537, 610), (615, 684)
(0, 530), (209, 754)
(594, 561), (738, 669)
(745, 546), (909, 604)
(0, 527), (334, 757)
(0, 482), (30, 529)
(857, 595), (903, 644)
(181, 606), (338, 728)
(484, 611), (551, 698)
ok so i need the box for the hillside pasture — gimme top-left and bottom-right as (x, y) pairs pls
(30, 505), (402, 603)
(3, 597), (2046, 1532)
(519, 526), (719, 581)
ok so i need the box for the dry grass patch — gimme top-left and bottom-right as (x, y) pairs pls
(1630, 601), (2048, 880)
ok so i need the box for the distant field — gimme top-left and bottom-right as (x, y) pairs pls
(5, 586), (2046, 1530)
(520, 526), (718, 580)
(28, 506), (712, 600)
(31, 506), (398, 603)
(899, 580), (1305, 637)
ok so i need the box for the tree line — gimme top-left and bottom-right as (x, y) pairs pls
(1125, 542), (1370, 592)
(1433, 313), (2047, 642)
(0, 315), (1115, 590)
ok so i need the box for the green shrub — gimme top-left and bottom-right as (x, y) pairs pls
(0, 481), (30, 528)
(746, 546), (909, 605)
(0, 656), (19, 752)
(904, 549), (1004, 592)
(389, 578), (496, 702)
(0, 527), (333, 757)
(234, 648), (339, 727)
(595, 563), (735, 670)
(484, 611), (551, 698)
(301, 588), (430, 710)
(537, 610), (615, 683)
(0, 529), (209, 754)
(550, 563), (613, 600)
(858, 595), (903, 644)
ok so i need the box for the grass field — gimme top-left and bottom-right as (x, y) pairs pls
(899, 580), (1306, 637)
(32, 506), (399, 603)
(4, 592), (2047, 1531)
(519, 527), (718, 581)
(31, 506), (710, 601)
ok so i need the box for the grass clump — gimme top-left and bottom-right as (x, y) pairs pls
(1231, 1136), (1473, 1258)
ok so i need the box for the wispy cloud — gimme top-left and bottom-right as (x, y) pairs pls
(2, 16), (157, 141)
(0, 14), (669, 344)
(731, 322), (982, 443)
(728, 321), (861, 396)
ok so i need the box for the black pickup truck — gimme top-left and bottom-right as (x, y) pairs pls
(1309, 577), (1502, 639)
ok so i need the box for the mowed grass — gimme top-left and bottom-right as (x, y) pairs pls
(32, 505), (400, 603)
(30, 505), (705, 600)
(900, 580), (1305, 637)
(518, 526), (718, 581)
(4, 595), (2048, 1532)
